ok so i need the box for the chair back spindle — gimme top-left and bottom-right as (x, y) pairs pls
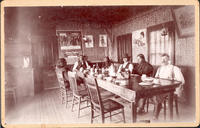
(85, 77), (104, 113)
(68, 71), (80, 95)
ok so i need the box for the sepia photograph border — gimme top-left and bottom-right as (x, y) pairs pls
(1, 0), (199, 127)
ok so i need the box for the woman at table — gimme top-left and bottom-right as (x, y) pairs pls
(117, 53), (133, 78)
(152, 53), (185, 120)
(101, 56), (116, 76)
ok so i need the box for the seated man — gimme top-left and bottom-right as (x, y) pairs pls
(102, 56), (112, 69)
(72, 55), (90, 88)
(132, 54), (154, 114)
(55, 58), (70, 87)
(73, 55), (90, 71)
(152, 53), (185, 120)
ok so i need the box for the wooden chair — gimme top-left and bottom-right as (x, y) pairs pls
(68, 71), (90, 118)
(55, 68), (72, 108)
(146, 94), (179, 120)
(84, 76), (125, 123)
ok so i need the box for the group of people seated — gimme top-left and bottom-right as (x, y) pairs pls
(55, 53), (185, 121)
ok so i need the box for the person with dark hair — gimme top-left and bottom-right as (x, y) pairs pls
(102, 56), (112, 69)
(72, 55), (89, 71)
(117, 53), (133, 74)
(152, 53), (185, 120)
(56, 58), (69, 84)
(132, 54), (154, 114)
(133, 54), (153, 76)
(140, 32), (144, 38)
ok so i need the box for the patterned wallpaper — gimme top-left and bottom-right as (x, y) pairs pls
(111, 6), (195, 67)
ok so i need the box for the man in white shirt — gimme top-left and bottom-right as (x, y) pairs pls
(152, 53), (185, 120)
(72, 55), (89, 71)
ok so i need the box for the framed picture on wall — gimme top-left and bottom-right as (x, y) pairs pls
(132, 29), (147, 63)
(83, 35), (94, 48)
(172, 6), (195, 37)
(99, 34), (107, 47)
(56, 30), (82, 50)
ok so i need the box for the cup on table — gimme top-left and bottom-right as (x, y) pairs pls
(141, 74), (147, 81)
(153, 78), (160, 84)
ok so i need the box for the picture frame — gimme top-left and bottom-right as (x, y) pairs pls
(99, 34), (107, 47)
(172, 6), (195, 37)
(56, 30), (82, 50)
(84, 35), (94, 48)
(132, 29), (147, 63)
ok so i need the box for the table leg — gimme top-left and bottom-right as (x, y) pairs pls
(131, 102), (137, 123)
(168, 92), (174, 120)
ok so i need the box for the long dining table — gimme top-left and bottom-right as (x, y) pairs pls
(76, 71), (181, 123)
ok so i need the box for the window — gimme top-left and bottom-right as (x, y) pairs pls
(148, 22), (175, 65)
(117, 33), (132, 63)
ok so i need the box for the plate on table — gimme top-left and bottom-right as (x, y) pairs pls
(130, 74), (140, 77)
(143, 77), (154, 82)
(139, 82), (153, 86)
(115, 79), (128, 86)
(105, 77), (113, 82)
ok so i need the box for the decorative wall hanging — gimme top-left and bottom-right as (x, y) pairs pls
(133, 30), (146, 47)
(56, 30), (82, 50)
(83, 35), (94, 48)
(99, 34), (107, 47)
(132, 29), (148, 63)
(172, 6), (195, 37)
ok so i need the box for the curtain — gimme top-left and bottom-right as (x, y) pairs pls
(117, 34), (132, 63)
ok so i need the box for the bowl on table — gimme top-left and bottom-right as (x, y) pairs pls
(139, 81), (153, 86)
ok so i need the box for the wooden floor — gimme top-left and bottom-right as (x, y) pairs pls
(5, 88), (195, 124)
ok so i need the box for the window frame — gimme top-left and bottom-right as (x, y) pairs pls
(147, 21), (175, 66)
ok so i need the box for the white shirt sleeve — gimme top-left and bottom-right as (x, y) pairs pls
(173, 66), (185, 97)
(173, 66), (185, 85)
(85, 61), (89, 68)
(155, 67), (160, 78)
(72, 61), (78, 71)
(117, 64), (123, 73)
(128, 63), (133, 73)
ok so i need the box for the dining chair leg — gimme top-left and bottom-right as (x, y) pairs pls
(146, 98), (149, 112)
(122, 108), (126, 123)
(78, 98), (81, 118)
(100, 112), (105, 123)
(65, 90), (68, 108)
(71, 96), (75, 112)
(60, 89), (63, 104)
(164, 100), (166, 120)
(175, 96), (179, 118)
(91, 108), (94, 123)
(109, 112), (112, 121)
(86, 99), (89, 107)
